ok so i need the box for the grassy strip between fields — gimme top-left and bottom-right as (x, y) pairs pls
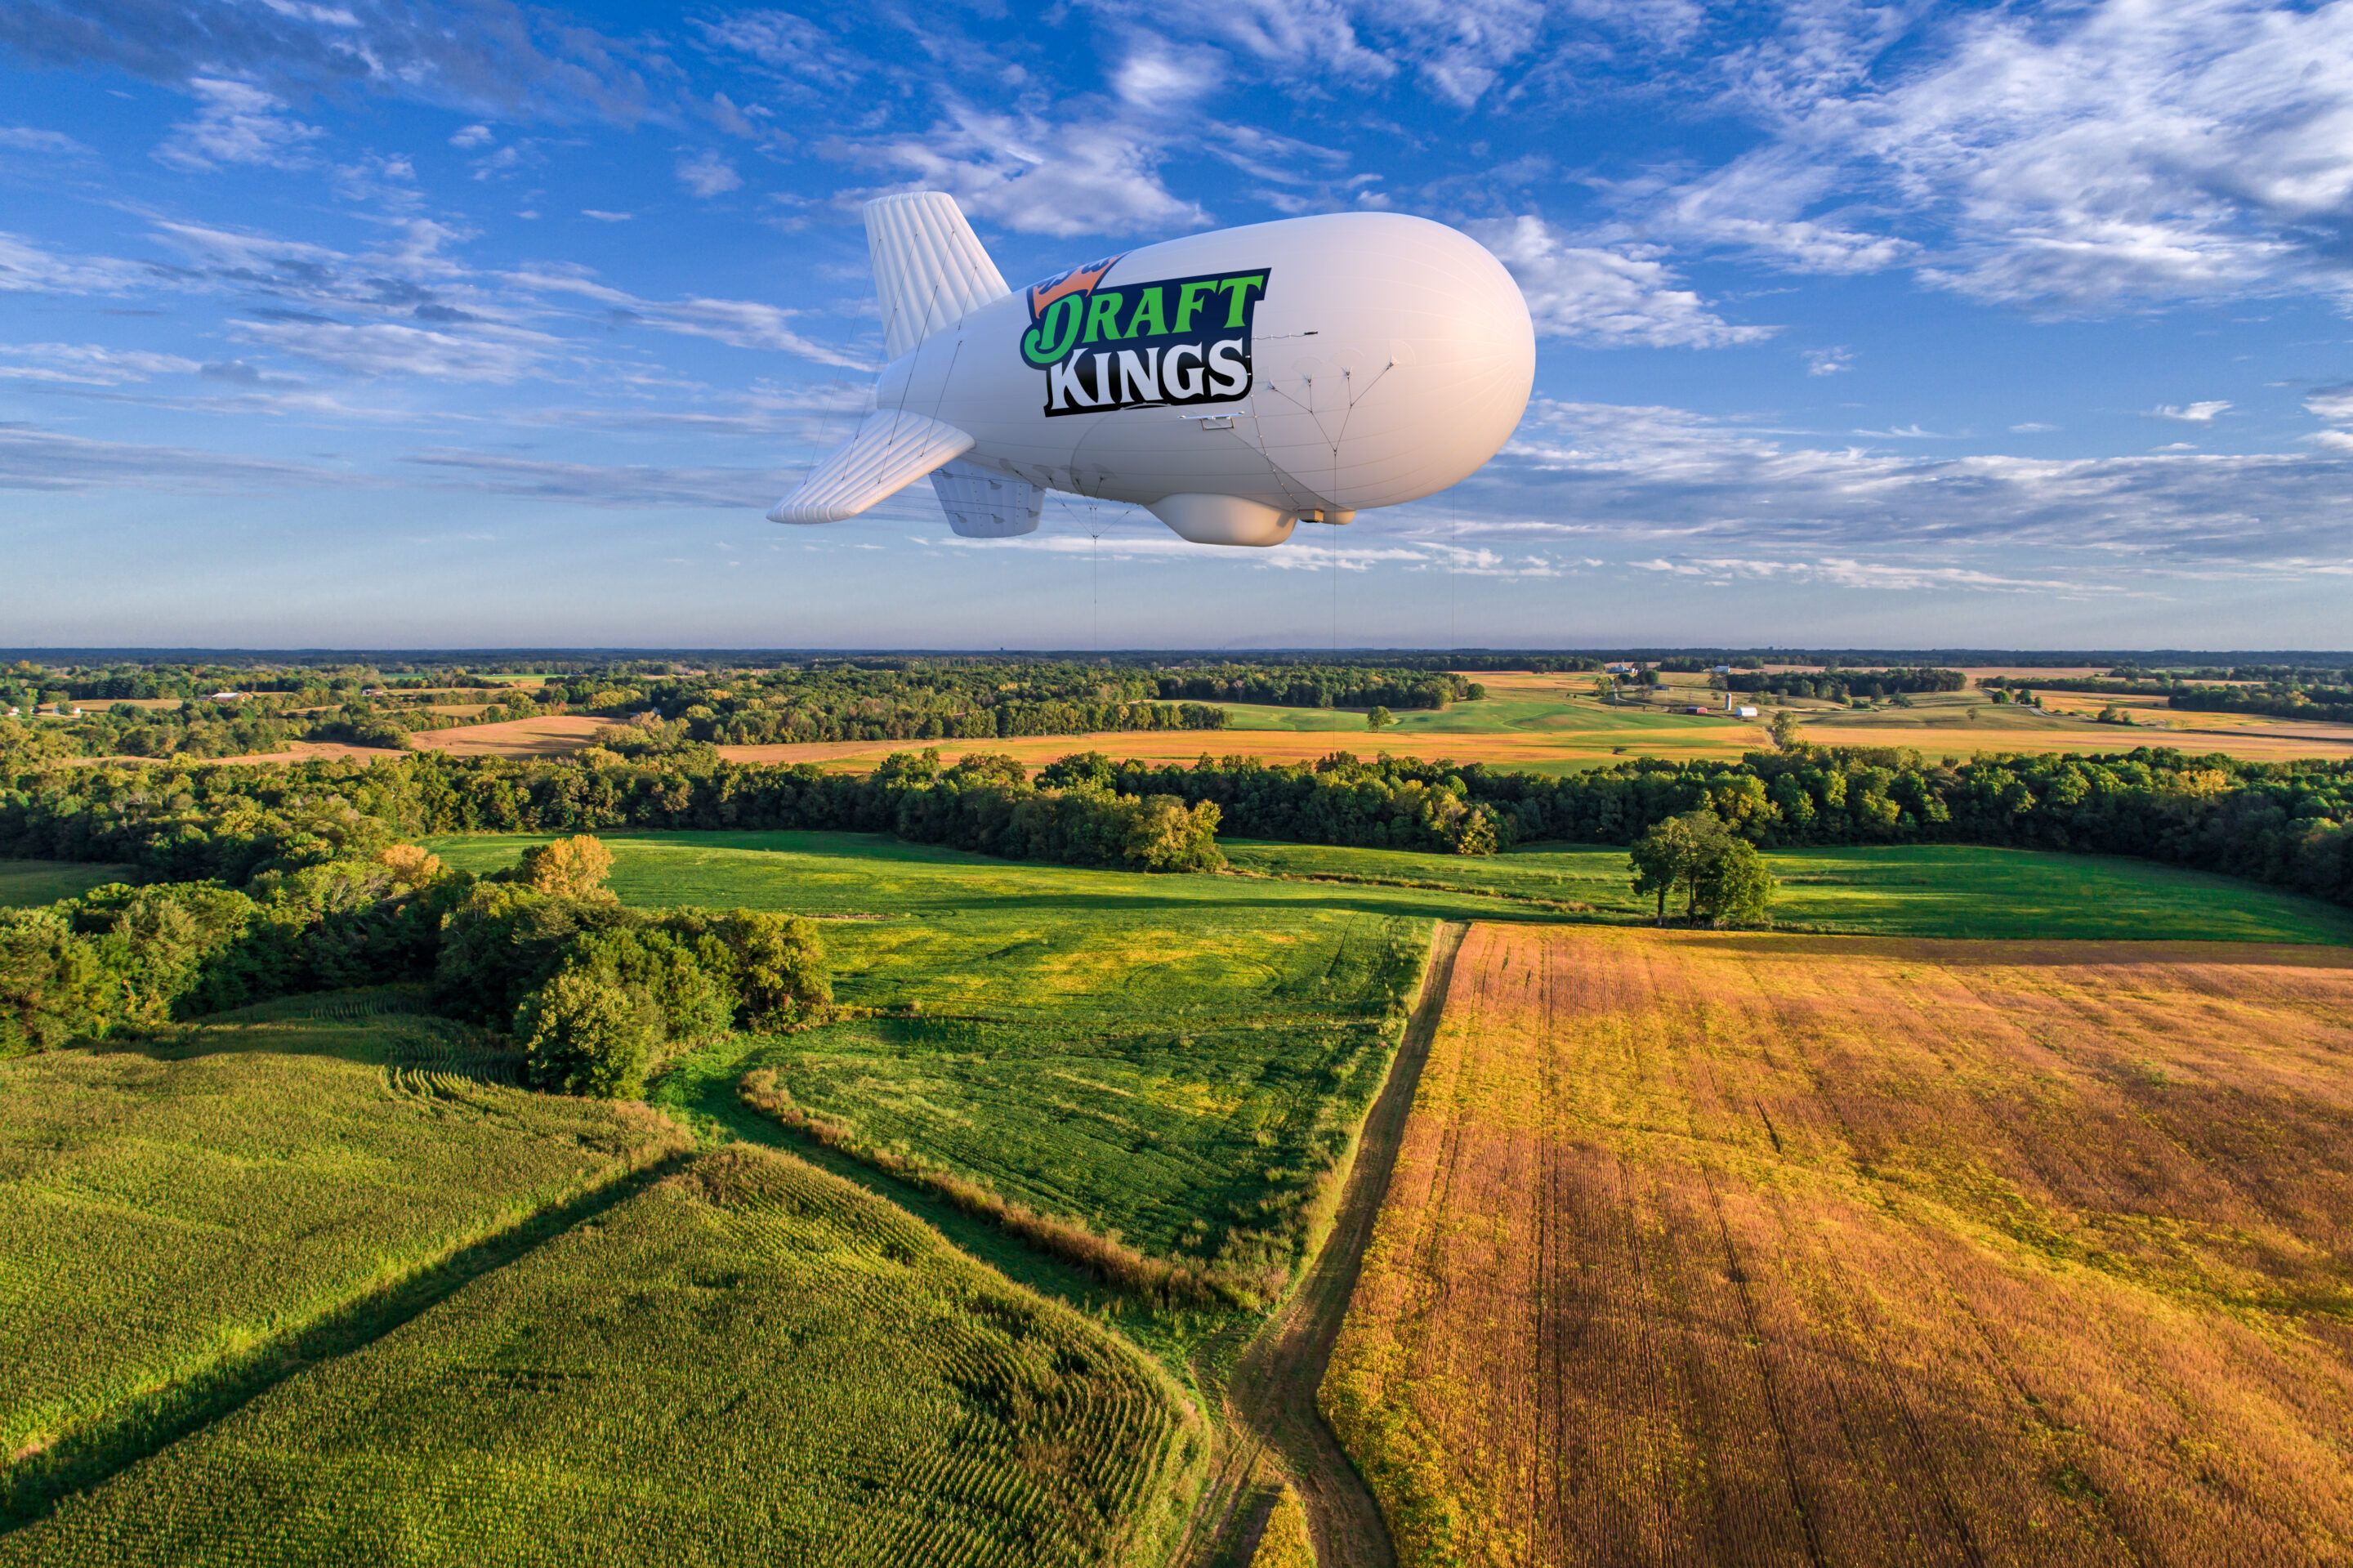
(740, 1067), (1237, 1306)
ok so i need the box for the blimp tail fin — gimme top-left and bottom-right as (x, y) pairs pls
(931, 459), (1043, 538)
(767, 409), (974, 525)
(865, 192), (1011, 360)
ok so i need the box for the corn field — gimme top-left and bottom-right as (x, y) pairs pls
(4, 1144), (1206, 1566)
(1, 1007), (680, 1467)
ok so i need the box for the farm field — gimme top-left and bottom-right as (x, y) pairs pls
(0, 859), (135, 907)
(423, 829), (1448, 1295)
(2, 1144), (1206, 1568)
(0, 998), (682, 1481)
(1325, 923), (2353, 1567)
(688, 678), (2349, 775)
(404, 713), (609, 757)
(1226, 840), (2353, 945)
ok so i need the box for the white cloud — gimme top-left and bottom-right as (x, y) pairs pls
(449, 123), (494, 149)
(1113, 48), (1221, 106)
(1668, 0), (2353, 310)
(676, 149), (743, 198)
(1487, 399), (2353, 570)
(1470, 216), (1771, 348)
(1138, 0), (1553, 107)
(581, 209), (633, 222)
(1804, 346), (1851, 376)
(2304, 386), (2353, 424)
(2009, 421), (2058, 433)
(156, 78), (322, 171)
(2150, 400), (2230, 422)
(858, 105), (1208, 239)
(230, 315), (551, 382)
(0, 126), (92, 156)
(1632, 556), (2091, 594)
(0, 424), (337, 493)
(402, 449), (782, 508)
(507, 266), (867, 369)
(0, 233), (149, 295)
(0, 343), (201, 386)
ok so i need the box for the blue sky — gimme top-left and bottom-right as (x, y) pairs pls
(0, 0), (2347, 649)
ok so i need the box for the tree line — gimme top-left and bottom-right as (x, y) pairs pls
(0, 746), (1225, 887)
(1146, 665), (1480, 711)
(1080, 746), (2353, 908)
(4, 735), (2350, 914)
(1724, 668), (1967, 701)
(0, 831), (830, 1097)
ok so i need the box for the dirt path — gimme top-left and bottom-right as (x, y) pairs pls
(1199, 920), (1467, 1567)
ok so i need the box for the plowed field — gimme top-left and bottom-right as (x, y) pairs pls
(1325, 924), (2353, 1567)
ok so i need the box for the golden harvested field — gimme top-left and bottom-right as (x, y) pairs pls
(2037, 689), (2353, 746)
(405, 714), (609, 757)
(1325, 923), (2353, 1568)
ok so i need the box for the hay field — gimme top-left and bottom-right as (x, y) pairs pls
(3, 1145), (1205, 1568)
(0, 998), (681, 1473)
(1326, 924), (2353, 1567)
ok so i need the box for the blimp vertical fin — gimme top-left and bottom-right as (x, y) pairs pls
(864, 192), (1011, 360)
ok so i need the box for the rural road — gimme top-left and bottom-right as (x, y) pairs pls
(1208, 920), (1467, 1568)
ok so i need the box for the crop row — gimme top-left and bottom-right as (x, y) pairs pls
(6, 1144), (1208, 1566)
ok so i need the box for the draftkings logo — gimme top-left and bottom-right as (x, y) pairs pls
(1019, 255), (1270, 417)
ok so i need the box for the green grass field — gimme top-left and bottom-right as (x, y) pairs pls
(1, 1144), (1206, 1568)
(0, 860), (137, 908)
(0, 995), (681, 1474)
(426, 831), (1437, 1292)
(1223, 840), (2353, 945)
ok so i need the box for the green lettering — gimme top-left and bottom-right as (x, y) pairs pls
(1217, 273), (1268, 328)
(1175, 280), (1215, 333)
(1124, 286), (1168, 339)
(1083, 290), (1127, 345)
(1020, 294), (1084, 367)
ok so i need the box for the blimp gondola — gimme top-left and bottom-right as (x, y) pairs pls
(768, 191), (1534, 547)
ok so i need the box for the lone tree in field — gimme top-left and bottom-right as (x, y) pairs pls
(1629, 811), (1775, 927)
(1769, 708), (1805, 750)
(1366, 705), (1393, 730)
(516, 834), (616, 900)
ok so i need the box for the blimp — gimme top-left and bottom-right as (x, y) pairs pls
(768, 192), (1534, 547)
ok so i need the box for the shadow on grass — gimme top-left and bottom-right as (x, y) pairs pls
(0, 1152), (685, 1534)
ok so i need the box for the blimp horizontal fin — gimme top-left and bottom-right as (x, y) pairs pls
(931, 459), (1043, 538)
(767, 409), (975, 525)
(866, 192), (1011, 360)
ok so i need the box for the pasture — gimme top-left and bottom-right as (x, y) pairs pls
(0, 997), (681, 1480)
(1226, 839), (2353, 945)
(2, 1144), (1206, 1568)
(1325, 923), (2353, 1566)
(424, 829), (1443, 1296)
(0, 860), (136, 907)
